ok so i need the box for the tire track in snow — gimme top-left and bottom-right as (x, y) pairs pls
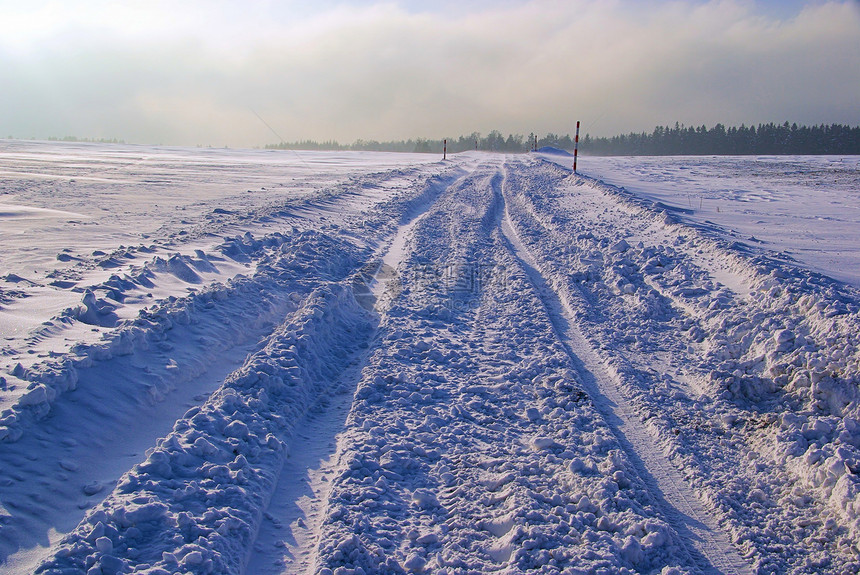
(243, 348), (370, 575)
(499, 161), (751, 575)
(243, 165), (463, 574)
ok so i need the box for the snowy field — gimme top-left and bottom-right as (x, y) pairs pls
(0, 141), (859, 574)
(576, 155), (860, 287)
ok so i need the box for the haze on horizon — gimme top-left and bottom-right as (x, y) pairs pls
(1, 0), (859, 148)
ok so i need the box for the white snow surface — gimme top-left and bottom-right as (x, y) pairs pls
(566, 155), (860, 288)
(0, 141), (859, 575)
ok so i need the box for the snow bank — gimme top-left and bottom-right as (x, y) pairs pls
(0, 230), (363, 445)
(536, 146), (572, 156)
(582, 173), (860, 541)
(36, 283), (373, 574)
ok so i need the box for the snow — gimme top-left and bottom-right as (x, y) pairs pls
(1, 141), (859, 574)
(535, 147), (572, 157)
(565, 155), (860, 288)
(500, 199), (749, 574)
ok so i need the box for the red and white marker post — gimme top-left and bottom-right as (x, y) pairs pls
(573, 121), (580, 174)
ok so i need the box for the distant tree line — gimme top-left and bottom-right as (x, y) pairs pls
(267, 122), (860, 155)
(46, 136), (126, 144)
(582, 122), (860, 155)
(266, 131), (576, 154)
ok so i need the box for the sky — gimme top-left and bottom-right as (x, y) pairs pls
(1, 0), (859, 147)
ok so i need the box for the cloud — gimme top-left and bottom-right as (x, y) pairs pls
(1, 0), (858, 146)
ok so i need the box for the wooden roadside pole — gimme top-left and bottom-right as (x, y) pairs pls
(443, 139), (447, 160)
(573, 121), (580, 173)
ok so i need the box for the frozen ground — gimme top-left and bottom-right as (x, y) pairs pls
(0, 141), (858, 574)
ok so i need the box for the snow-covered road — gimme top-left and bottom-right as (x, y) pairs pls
(1, 143), (858, 574)
(499, 193), (749, 575)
